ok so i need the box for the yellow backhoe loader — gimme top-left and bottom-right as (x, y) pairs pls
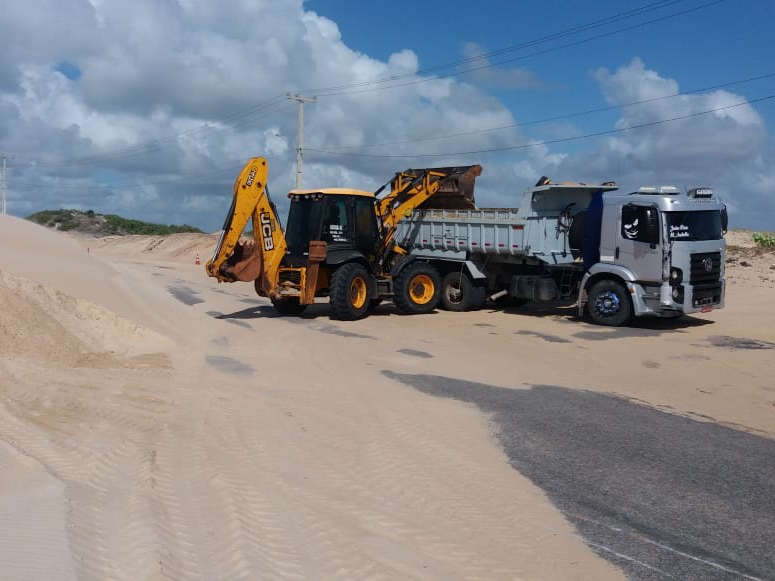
(206, 157), (481, 319)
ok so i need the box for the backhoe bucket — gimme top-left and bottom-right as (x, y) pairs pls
(222, 240), (263, 282)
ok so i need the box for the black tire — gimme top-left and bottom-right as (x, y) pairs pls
(368, 298), (383, 311)
(587, 279), (632, 327)
(329, 262), (371, 321)
(441, 272), (484, 312)
(271, 298), (307, 316)
(393, 262), (441, 314)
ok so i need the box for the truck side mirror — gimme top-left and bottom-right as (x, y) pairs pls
(721, 205), (728, 234)
(642, 207), (659, 244)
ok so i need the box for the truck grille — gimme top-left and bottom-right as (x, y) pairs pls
(692, 283), (722, 307)
(690, 252), (721, 284)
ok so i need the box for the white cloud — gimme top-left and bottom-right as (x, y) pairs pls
(0, 5), (771, 232)
(489, 58), (775, 229)
(460, 42), (545, 90)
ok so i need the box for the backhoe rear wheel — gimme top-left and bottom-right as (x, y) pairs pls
(393, 262), (441, 315)
(441, 272), (485, 312)
(271, 298), (307, 316)
(329, 262), (372, 320)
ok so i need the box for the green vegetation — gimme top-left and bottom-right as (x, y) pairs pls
(27, 209), (80, 231)
(753, 232), (775, 248)
(26, 209), (204, 236)
(101, 214), (202, 235)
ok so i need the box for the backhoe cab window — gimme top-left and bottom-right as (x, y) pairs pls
(286, 197), (324, 256)
(322, 198), (350, 244)
(666, 211), (723, 241)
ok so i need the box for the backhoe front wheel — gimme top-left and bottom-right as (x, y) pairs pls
(330, 263), (372, 320)
(393, 262), (441, 315)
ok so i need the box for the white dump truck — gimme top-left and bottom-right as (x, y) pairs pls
(395, 177), (727, 326)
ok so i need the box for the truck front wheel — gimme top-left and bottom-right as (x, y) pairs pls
(329, 262), (372, 321)
(394, 262), (441, 314)
(587, 279), (632, 327)
(441, 272), (485, 311)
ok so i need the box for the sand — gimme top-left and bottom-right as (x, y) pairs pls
(1, 214), (773, 579)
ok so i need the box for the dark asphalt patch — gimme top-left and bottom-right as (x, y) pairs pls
(515, 330), (572, 343)
(708, 335), (775, 350)
(167, 284), (204, 305)
(572, 328), (659, 341)
(205, 355), (254, 376)
(206, 311), (253, 329)
(397, 348), (433, 359)
(382, 371), (775, 580)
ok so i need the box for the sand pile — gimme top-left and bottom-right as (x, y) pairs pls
(78, 231), (220, 264)
(0, 270), (167, 365)
(725, 229), (775, 288)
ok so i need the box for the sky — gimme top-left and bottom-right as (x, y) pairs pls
(1, 0), (774, 232)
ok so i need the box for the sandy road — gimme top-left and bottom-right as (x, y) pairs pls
(2, 218), (774, 579)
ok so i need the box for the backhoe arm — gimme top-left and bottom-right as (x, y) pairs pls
(205, 157), (287, 288)
(376, 165), (482, 259)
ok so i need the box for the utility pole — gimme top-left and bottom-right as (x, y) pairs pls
(1, 154), (7, 215)
(286, 93), (316, 188)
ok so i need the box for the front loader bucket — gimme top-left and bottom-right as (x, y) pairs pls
(222, 241), (263, 282)
(418, 165), (481, 210)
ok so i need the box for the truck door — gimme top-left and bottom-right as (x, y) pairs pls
(617, 203), (663, 282)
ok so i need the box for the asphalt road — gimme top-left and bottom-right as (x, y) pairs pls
(383, 372), (775, 580)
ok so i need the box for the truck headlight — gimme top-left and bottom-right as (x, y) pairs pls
(670, 268), (683, 283)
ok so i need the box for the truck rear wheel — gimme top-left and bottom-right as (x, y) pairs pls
(329, 262), (371, 320)
(271, 298), (307, 316)
(441, 272), (485, 311)
(393, 262), (441, 315)
(587, 279), (632, 327)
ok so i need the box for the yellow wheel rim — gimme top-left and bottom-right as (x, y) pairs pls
(409, 274), (434, 305)
(350, 276), (367, 309)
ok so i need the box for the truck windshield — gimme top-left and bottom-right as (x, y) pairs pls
(665, 211), (723, 241)
(285, 197), (324, 256)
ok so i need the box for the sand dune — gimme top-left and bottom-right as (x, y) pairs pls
(1, 214), (773, 579)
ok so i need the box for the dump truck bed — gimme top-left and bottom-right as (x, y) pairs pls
(395, 208), (528, 256)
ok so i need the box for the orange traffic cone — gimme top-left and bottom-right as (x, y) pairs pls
(195, 253), (201, 266)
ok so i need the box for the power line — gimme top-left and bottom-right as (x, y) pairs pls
(303, 0), (689, 95)
(304, 94), (775, 159)
(8, 0), (731, 174)
(10, 152), (290, 192)
(309, 71), (775, 151)
(310, 0), (730, 97)
(17, 96), (290, 170)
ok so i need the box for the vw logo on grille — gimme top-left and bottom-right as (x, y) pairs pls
(702, 256), (714, 272)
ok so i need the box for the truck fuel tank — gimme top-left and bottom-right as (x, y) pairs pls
(511, 276), (558, 301)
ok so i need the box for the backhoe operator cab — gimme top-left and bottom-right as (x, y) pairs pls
(579, 186), (726, 326)
(285, 190), (380, 268)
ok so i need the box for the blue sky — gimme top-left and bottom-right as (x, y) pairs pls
(0, 0), (773, 230)
(308, 0), (775, 144)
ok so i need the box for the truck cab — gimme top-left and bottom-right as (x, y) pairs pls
(580, 186), (726, 325)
